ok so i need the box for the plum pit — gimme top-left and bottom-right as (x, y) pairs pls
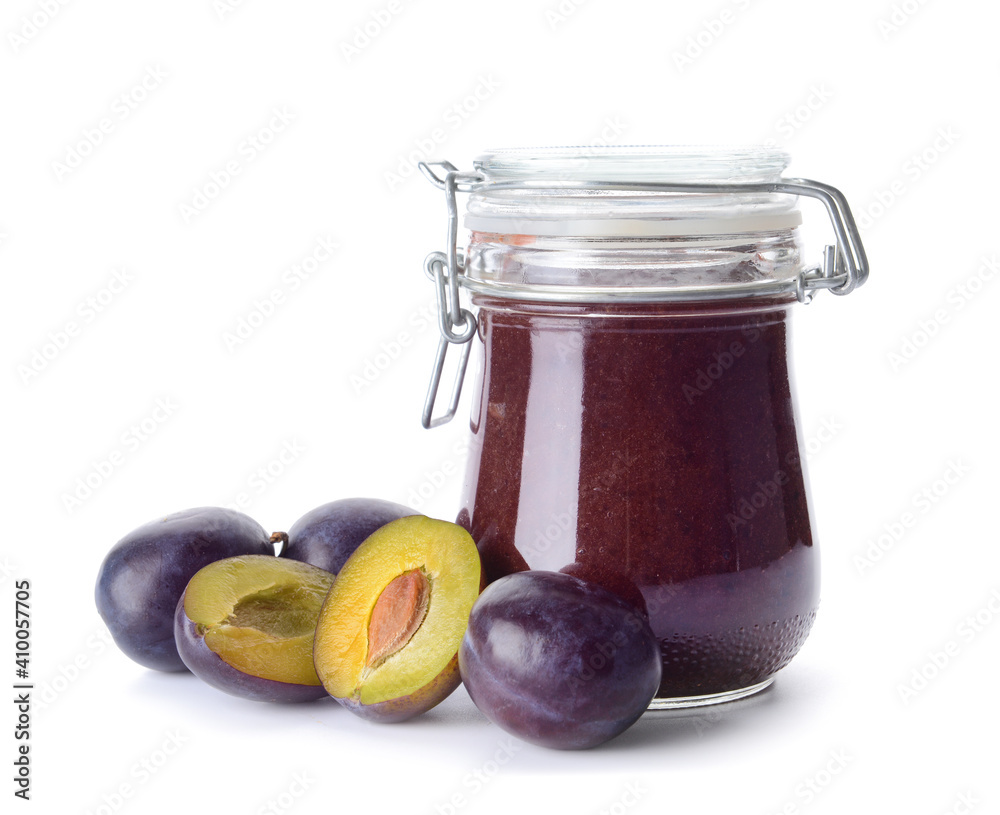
(226, 585), (317, 640)
(365, 569), (430, 669)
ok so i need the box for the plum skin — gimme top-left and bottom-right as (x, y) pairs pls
(459, 571), (662, 750)
(95, 507), (274, 672)
(174, 593), (328, 703)
(281, 497), (415, 574)
(332, 655), (462, 723)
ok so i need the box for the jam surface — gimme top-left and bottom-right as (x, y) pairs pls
(459, 298), (818, 698)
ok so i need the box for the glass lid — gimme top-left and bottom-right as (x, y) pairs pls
(465, 145), (802, 237)
(473, 145), (790, 184)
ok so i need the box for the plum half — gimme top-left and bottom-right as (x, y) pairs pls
(175, 555), (334, 702)
(95, 507), (275, 672)
(313, 515), (481, 722)
(459, 570), (662, 749)
(278, 497), (416, 574)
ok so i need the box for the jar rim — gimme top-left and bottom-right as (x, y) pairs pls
(474, 145), (791, 184)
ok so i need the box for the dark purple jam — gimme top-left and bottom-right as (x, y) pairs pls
(458, 297), (817, 699)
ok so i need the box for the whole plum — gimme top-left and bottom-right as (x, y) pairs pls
(459, 571), (661, 749)
(279, 497), (415, 574)
(96, 507), (274, 672)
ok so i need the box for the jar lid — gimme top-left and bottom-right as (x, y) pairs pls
(474, 145), (790, 183)
(466, 146), (803, 238)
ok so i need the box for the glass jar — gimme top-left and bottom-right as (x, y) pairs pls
(418, 147), (867, 708)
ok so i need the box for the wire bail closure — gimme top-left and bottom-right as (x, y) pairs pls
(418, 162), (484, 428)
(417, 159), (868, 428)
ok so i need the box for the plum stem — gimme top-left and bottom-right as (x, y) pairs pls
(269, 531), (289, 557)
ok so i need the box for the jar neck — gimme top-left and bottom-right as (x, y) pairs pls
(463, 228), (804, 306)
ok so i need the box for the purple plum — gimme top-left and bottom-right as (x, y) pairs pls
(279, 497), (416, 574)
(95, 507), (274, 672)
(459, 571), (661, 749)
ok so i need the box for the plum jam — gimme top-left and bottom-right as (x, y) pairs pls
(459, 296), (817, 702)
(418, 147), (867, 707)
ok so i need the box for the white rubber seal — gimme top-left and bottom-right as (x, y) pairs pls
(464, 211), (802, 238)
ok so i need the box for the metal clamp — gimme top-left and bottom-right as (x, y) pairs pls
(418, 162), (484, 428)
(417, 160), (869, 427)
(770, 178), (869, 301)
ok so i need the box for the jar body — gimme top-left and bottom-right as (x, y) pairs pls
(458, 295), (818, 704)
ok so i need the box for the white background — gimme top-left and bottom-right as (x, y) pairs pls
(3, 0), (998, 813)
